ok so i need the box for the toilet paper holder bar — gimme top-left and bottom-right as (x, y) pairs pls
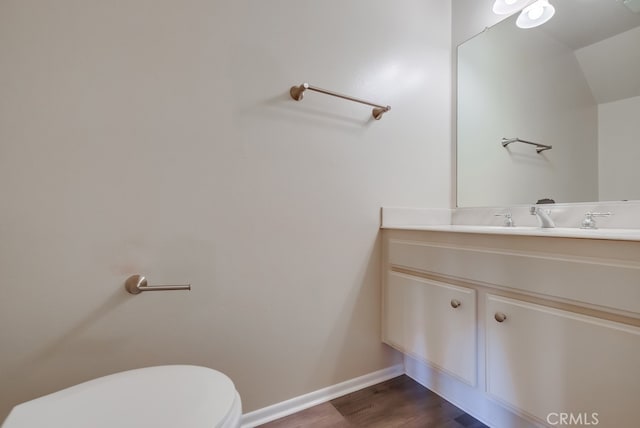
(125, 274), (191, 295)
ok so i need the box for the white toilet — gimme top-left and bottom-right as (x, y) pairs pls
(2, 365), (242, 428)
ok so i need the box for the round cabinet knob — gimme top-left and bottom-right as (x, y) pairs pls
(494, 312), (507, 323)
(450, 299), (461, 309)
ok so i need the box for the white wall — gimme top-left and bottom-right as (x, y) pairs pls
(0, 0), (452, 420)
(599, 95), (640, 201)
(455, 11), (599, 207)
(452, 0), (505, 47)
(577, 26), (640, 201)
(450, 0), (505, 207)
(575, 25), (640, 104)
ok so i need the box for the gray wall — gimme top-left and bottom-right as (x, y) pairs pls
(0, 0), (453, 419)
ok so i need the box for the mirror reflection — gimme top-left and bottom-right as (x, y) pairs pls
(457, 0), (640, 207)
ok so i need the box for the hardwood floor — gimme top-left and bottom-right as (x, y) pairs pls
(258, 375), (489, 428)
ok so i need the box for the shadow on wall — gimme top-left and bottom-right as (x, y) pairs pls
(227, 41), (383, 134)
(239, 91), (380, 135)
(320, 230), (402, 387)
(0, 288), (129, 420)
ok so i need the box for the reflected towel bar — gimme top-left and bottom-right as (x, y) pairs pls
(502, 137), (552, 153)
(290, 83), (391, 120)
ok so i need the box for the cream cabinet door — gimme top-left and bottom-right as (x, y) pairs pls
(486, 295), (640, 427)
(383, 272), (476, 385)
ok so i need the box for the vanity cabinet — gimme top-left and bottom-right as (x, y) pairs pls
(382, 229), (640, 428)
(486, 295), (640, 427)
(383, 272), (476, 385)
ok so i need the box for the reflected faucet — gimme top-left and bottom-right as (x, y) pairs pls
(494, 211), (514, 227)
(530, 205), (555, 228)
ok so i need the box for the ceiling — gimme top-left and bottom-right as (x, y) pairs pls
(574, 25), (640, 103)
(538, 0), (640, 50)
(495, 0), (640, 103)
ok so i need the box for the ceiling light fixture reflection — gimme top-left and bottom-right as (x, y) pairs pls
(492, 0), (533, 15)
(516, 0), (556, 28)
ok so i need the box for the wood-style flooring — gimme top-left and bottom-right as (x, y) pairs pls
(258, 375), (489, 428)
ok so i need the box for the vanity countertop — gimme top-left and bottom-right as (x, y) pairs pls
(382, 224), (640, 241)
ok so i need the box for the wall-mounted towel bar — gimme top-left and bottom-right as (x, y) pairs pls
(502, 137), (552, 153)
(124, 274), (191, 295)
(290, 83), (391, 120)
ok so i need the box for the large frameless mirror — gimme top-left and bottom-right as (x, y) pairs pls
(457, 0), (640, 207)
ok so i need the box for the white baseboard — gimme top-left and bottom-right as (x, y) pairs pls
(240, 364), (404, 428)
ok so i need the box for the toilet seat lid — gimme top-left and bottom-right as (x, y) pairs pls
(3, 365), (239, 428)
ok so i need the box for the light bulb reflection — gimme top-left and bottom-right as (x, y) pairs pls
(527, 5), (544, 20)
(516, 0), (555, 28)
(492, 0), (533, 15)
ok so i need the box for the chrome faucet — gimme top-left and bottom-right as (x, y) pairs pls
(580, 211), (612, 229)
(494, 211), (514, 227)
(530, 205), (555, 228)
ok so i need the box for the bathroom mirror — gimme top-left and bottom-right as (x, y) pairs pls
(457, 0), (640, 207)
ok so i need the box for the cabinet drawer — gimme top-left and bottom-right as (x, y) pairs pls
(388, 238), (640, 316)
(384, 272), (476, 385)
(486, 295), (640, 427)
